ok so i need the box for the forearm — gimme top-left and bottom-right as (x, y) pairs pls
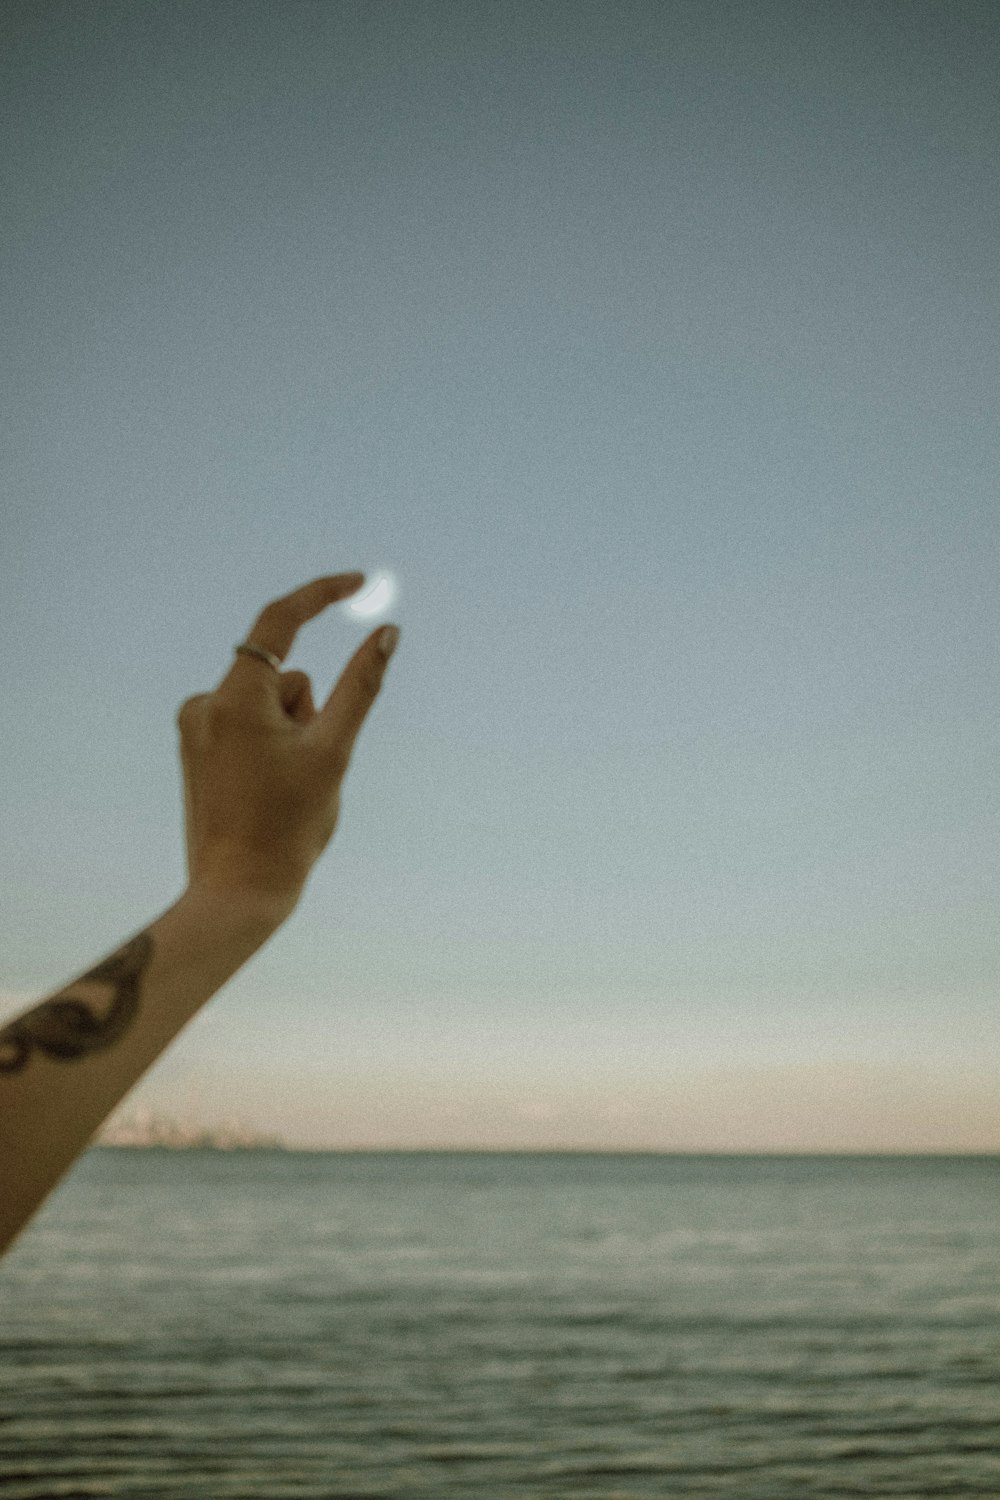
(0, 885), (288, 1256)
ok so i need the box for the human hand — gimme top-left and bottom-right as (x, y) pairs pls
(176, 574), (400, 923)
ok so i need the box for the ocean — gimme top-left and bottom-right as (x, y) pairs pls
(1, 1149), (998, 1498)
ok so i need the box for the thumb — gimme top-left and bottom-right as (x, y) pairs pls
(316, 624), (400, 768)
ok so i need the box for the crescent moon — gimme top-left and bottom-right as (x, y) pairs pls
(344, 572), (396, 619)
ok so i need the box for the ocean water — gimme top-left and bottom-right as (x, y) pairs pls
(1, 1150), (998, 1498)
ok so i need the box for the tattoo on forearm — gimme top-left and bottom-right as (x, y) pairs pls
(0, 932), (154, 1074)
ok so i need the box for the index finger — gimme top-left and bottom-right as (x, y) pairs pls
(218, 573), (365, 698)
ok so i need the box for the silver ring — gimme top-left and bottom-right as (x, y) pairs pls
(234, 640), (282, 673)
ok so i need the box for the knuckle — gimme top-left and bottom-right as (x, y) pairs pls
(206, 693), (245, 728)
(176, 694), (206, 732)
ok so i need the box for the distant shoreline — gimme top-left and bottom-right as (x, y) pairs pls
(91, 1144), (1000, 1157)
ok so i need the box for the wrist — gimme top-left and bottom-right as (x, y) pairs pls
(180, 878), (301, 939)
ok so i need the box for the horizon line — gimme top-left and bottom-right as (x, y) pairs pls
(92, 1144), (1000, 1157)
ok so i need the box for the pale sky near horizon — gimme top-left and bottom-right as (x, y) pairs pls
(2, 0), (998, 1151)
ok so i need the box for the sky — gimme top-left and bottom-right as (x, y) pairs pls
(2, 0), (998, 1151)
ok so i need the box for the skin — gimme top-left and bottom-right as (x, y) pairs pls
(179, 571), (400, 917)
(0, 573), (400, 1252)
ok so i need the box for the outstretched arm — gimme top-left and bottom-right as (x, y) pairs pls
(0, 890), (286, 1254)
(0, 573), (400, 1256)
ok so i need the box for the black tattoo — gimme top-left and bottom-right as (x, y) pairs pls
(0, 931), (154, 1074)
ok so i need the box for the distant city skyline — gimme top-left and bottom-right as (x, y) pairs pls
(97, 1106), (289, 1151)
(4, 0), (998, 1152)
(90, 1053), (1000, 1155)
(95, 1101), (1000, 1156)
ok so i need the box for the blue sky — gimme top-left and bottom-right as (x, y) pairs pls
(2, 0), (998, 1149)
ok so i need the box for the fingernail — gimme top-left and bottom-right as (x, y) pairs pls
(377, 625), (400, 660)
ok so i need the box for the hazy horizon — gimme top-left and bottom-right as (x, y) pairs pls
(93, 1146), (1000, 1156)
(3, 0), (998, 1153)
